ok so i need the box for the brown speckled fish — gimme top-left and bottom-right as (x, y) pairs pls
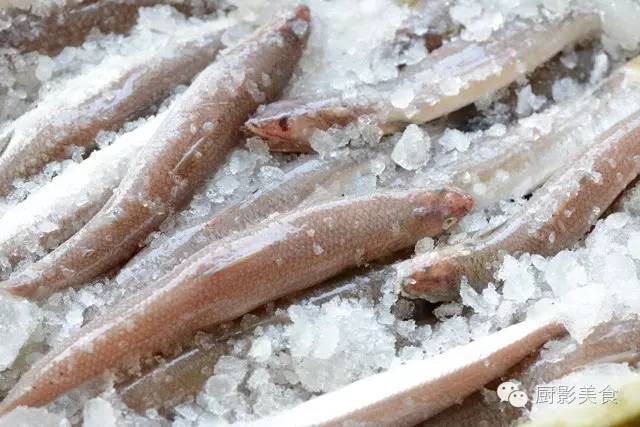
(0, 188), (472, 414)
(118, 156), (371, 287)
(0, 6), (311, 298)
(0, 22), (227, 197)
(245, 13), (599, 152)
(0, 0), (216, 55)
(119, 272), (383, 412)
(400, 110), (640, 302)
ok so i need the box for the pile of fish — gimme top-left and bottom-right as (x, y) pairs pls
(0, 0), (640, 426)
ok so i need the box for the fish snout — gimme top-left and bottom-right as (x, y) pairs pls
(293, 5), (311, 23)
(0, 274), (38, 299)
(282, 5), (311, 42)
(400, 258), (462, 302)
(245, 100), (317, 148)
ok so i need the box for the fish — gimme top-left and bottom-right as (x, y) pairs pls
(118, 274), (385, 412)
(0, 5), (311, 298)
(0, 20), (228, 197)
(117, 155), (373, 288)
(0, 112), (164, 270)
(400, 109), (640, 302)
(446, 56), (640, 207)
(0, 187), (472, 414)
(424, 318), (640, 427)
(249, 316), (564, 426)
(0, 0), (216, 55)
(245, 13), (600, 152)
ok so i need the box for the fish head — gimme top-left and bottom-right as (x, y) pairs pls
(412, 188), (474, 236)
(245, 97), (366, 152)
(398, 252), (464, 303)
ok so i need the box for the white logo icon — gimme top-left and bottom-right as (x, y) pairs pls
(497, 381), (519, 402)
(497, 381), (529, 408)
(508, 390), (529, 407)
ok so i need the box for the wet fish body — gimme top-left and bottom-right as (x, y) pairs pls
(425, 319), (640, 427)
(0, 112), (164, 268)
(0, 0), (216, 55)
(246, 14), (600, 151)
(0, 6), (310, 298)
(0, 23), (227, 196)
(0, 187), (472, 413)
(251, 317), (564, 426)
(118, 156), (371, 287)
(401, 109), (640, 301)
(119, 276), (386, 412)
(447, 57), (640, 207)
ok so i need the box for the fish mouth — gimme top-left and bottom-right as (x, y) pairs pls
(397, 259), (463, 303)
(0, 275), (37, 299)
(442, 187), (475, 220)
(244, 119), (314, 153)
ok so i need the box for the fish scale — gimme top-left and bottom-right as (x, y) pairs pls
(0, 24), (227, 197)
(117, 156), (370, 288)
(0, 187), (472, 414)
(0, 6), (310, 298)
(246, 13), (600, 152)
(401, 107), (640, 302)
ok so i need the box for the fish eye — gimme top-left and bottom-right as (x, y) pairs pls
(442, 216), (457, 230)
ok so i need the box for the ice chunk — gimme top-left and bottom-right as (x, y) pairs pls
(0, 407), (69, 427)
(460, 280), (493, 315)
(83, 397), (117, 427)
(249, 336), (273, 362)
(415, 237), (434, 255)
(422, 316), (470, 357)
(497, 255), (536, 303)
(552, 77), (581, 103)
(560, 50), (578, 69)
(198, 356), (250, 419)
(627, 231), (640, 259)
(597, 0), (640, 51)
(516, 85), (546, 117)
(542, 251), (587, 297)
(0, 296), (40, 370)
(439, 128), (471, 152)
(390, 85), (415, 109)
(529, 363), (639, 422)
(309, 128), (350, 156)
(590, 52), (609, 85)
(35, 56), (55, 82)
(285, 298), (395, 392)
(216, 175), (240, 196)
(391, 125), (431, 170)
(214, 356), (249, 385)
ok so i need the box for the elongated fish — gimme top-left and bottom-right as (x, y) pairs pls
(0, 0), (216, 55)
(118, 156), (372, 288)
(246, 13), (600, 152)
(447, 57), (640, 207)
(118, 275), (384, 412)
(0, 6), (311, 298)
(0, 18), (228, 197)
(250, 316), (564, 426)
(425, 318), (640, 427)
(0, 187), (472, 414)
(400, 110), (640, 302)
(0, 112), (164, 270)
